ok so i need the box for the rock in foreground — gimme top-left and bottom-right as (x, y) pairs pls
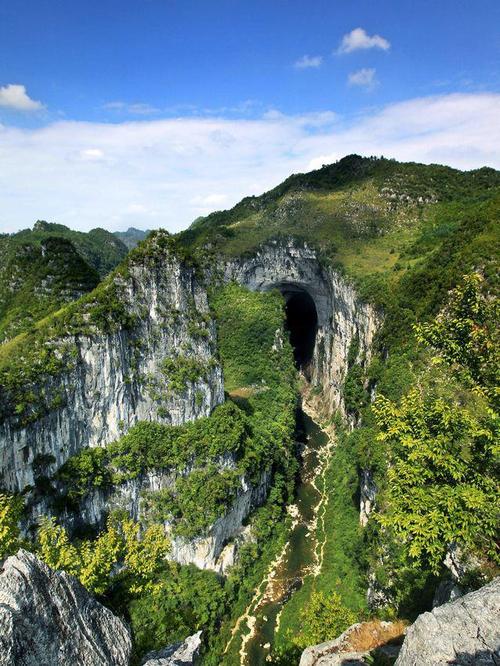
(299, 620), (405, 665)
(0, 549), (131, 666)
(141, 631), (202, 665)
(395, 577), (500, 665)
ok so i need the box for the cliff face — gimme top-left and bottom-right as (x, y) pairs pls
(0, 549), (132, 666)
(30, 463), (270, 573)
(0, 233), (224, 492)
(225, 239), (379, 418)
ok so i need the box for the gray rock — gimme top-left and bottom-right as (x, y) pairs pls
(141, 631), (202, 665)
(395, 577), (500, 665)
(0, 549), (131, 666)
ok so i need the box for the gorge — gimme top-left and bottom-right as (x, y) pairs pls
(0, 155), (498, 665)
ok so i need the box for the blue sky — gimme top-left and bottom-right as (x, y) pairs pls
(0, 0), (499, 232)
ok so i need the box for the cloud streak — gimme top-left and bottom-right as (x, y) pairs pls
(294, 55), (323, 69)
(0, 93), (499, 234)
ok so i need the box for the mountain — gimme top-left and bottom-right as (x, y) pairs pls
(0, 222), (129, 343)
(114, 226), (151, 249)
(0, 156), (498, 665)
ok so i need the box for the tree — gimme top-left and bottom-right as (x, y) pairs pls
(0, 493), (22, 560)
(373, 389), (499, 571)
(415, 273), (499, 404)
(296, 590), (356, 648)
(37, 516), (170, 596)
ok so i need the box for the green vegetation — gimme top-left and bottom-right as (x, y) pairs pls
(161, 354), (214, 394)
(0, 492), (24, 559)
(274, 419), (368, 655)
(372, 275), (499, 573)
(0, 230), (181, 426)
(44, 281), (297, 662)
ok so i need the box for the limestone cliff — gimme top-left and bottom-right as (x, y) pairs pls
(225, 238), (379, 419)
(0, 232), (224, 492)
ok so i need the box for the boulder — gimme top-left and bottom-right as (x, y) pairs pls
(395, 577), (500, 665)
(0, 549), (131, 666)
(141, 631), (202, 665)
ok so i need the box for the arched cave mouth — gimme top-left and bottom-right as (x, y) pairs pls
(283, 289), (318, 372)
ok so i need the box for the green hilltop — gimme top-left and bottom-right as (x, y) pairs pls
(0, 221), (129, 343)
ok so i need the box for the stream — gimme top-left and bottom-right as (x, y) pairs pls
(228, 403), (334, 665)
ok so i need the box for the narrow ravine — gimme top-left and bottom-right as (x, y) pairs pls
(225, 391), (335, 665)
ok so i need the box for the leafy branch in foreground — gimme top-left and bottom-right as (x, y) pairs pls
(373, 274), (500, 573)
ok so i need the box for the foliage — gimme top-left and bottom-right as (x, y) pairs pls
(275, 422), (367, 651)
(373, 388), (499, 572)
(144, 466), (241, 539)
(161, 354), (213, 394)
(0, 493), (23, 560)
(0, 222), (129, 344)
(295, 590), (356, 648)
(415, 273), (499, 403)
(37, 516), (169, 596)
(210, 282), (291, 390)
(125, 563), (227, 659)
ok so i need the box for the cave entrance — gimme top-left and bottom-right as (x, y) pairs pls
(282, 288), (318, 372)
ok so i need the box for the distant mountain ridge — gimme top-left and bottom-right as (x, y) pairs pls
(113, 226), (151, 249)
(0, 221), (129, 343)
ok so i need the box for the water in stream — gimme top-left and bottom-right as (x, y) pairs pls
(238, 407), (331, 665)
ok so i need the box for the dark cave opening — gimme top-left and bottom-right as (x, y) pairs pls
(283, 289), (318, 371)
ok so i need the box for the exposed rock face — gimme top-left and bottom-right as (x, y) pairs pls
(169, 469), (270, 571)
(359, 469), (376, 527)
(31, 464), (270, 573)
(0, 234), (224, 492)
(225, 239), (379, 418)
(432, 579), (463, 608)
(0, 549), (131, 666)
(141, 631), (202, 665)
(300, 620), (405, 666)
(395, 577), (500, 665)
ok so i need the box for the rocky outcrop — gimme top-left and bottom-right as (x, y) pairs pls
(395, 577), (500, 665)
(0, 549), (131, 666)
(141, 631), (202, 665)
(0, 233), (224, 492)
(225, 239), (379, 418)
(300, 620), (405, 666)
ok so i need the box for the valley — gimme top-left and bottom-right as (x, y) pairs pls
(0, 156), (498, 665)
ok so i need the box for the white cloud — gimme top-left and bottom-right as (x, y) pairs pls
(0, 93), (499, 234)
(348, 68), (378, 89)
(337, 27), (390, 54)
(294, 55), (323, 69)
(0, 84), (44, 111)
